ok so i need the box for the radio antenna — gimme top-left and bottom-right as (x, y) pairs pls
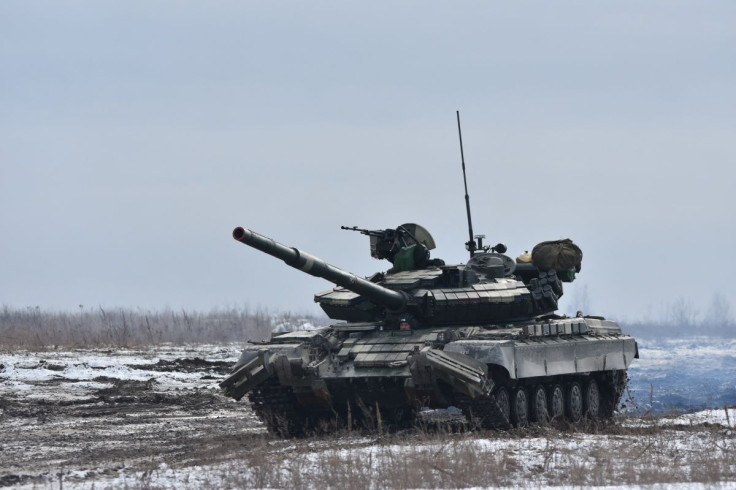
(456, 110), (476, 258)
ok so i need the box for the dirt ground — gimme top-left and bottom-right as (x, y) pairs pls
(0, 347), (267, 488)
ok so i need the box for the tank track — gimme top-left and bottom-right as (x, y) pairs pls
(248, 371), (628, 435)
(456, 393), (512, 430)
(248, 380), (311, 437)
(599, 369), (627, 418)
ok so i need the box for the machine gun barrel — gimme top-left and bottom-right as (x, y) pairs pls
(233, 227), (406, 311)
(340, 225), (386, 237)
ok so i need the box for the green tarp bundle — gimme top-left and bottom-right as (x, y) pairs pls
(532, 239), (583, 273)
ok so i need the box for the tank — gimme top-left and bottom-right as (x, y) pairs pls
(220, 223), (638, 435)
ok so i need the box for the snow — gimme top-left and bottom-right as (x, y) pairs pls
(626, 337), (736, 412)
(68, 429), (736, 490)
(669, 408), (736, 427)
(0, 344), (240, 394)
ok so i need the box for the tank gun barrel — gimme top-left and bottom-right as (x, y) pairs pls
(233, 227), (406, 311)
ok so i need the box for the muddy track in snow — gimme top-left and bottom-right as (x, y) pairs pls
(0, 354), (264, 487)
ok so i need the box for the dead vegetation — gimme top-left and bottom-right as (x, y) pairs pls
(118, 418), (736, 489)
(0, 305), (324, 349)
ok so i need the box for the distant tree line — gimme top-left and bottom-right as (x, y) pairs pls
(622, 293), (735, 338)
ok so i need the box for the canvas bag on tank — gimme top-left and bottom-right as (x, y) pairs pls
(531, 239), (583, 273)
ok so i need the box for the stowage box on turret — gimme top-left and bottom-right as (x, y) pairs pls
(220, 222), (638, 435)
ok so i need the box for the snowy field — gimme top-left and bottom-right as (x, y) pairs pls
(627, 337), (736, 413)
(1, 339), (735, 488)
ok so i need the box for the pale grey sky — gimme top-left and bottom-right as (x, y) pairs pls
(2, 1), (735, 322)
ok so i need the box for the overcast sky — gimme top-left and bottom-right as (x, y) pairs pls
(2, 1), (734, 322)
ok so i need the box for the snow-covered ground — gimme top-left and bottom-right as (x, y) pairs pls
(0, 344), (240, 398)
(627, 337), (736, 413)
(1, 338), (734, 488)
(32, 408), (736, 489)
(85, 414), (736, 489)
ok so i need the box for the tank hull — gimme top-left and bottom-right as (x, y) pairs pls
(221, 316), (637, 435)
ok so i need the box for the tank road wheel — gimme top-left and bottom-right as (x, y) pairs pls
(530, 385), (549, 423)
(510, 387), (529, 427)
(494, 386), (511, 423)
(566, 382), (583, 423)
(585, 379), (601, 420)
(548, 384), (564, 421)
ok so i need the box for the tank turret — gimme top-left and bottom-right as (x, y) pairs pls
(233, 225), (564, 326)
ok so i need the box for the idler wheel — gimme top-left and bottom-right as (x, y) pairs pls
(548, 384), (565, 421)
(567, 381), (584, 422)
(585, 378), (601, 420)
(530, 385), (549, 423)
(511, 387), (529, 427)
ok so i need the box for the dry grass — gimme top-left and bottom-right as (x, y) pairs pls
(119, 419), (735, 488)
(0, 305), (324, 349)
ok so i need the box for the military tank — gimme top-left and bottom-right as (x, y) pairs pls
(221, 114), (637, 435)
(220, 223), (638, 435)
